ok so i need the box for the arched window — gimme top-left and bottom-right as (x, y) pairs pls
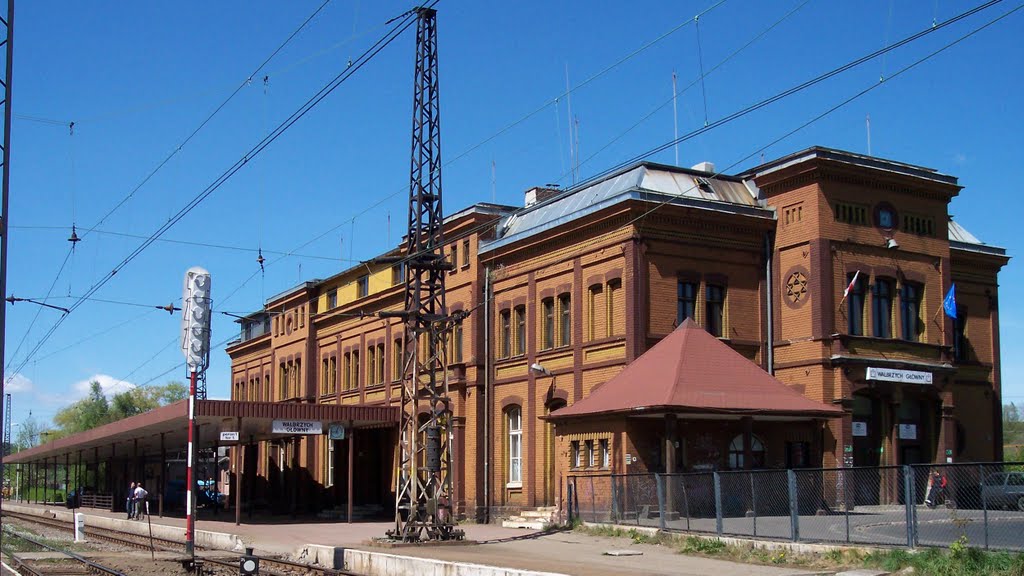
(727, 434), (765, 470)
(507, 407), (523, 486)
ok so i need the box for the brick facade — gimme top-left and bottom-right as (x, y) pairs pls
(226, 148), (1007, 521)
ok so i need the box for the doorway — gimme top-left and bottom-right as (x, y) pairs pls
(544, 399), (566, 506)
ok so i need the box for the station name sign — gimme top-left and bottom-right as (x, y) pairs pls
(272, 420), (323, 435)
(866, 367), (932, 385)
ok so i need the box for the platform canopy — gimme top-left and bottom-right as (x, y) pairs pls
(548, 318), (842, 421)
(3, 399), (398, 464)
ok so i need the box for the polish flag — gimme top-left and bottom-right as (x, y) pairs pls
(843, 270), (861, 298)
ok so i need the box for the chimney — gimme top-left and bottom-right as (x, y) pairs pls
(524, 185), (561, 207)
(691, 161), (715, 174)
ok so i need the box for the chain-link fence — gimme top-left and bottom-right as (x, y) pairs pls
(568, 462), (1024, 551)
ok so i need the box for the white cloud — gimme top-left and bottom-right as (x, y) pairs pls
(70, 374), (137, 399)
(6, 373), (33, 393)
(952, 152), (968, 166)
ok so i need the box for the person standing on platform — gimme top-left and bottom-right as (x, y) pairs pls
(126, 481), (136, 519)
(133, 483), (148, 519)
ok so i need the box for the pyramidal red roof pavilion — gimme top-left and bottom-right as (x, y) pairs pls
(549, 318), (841, 420)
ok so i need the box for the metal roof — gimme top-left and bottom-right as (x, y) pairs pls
(3, 400), (398, 464)
(482, 162), (769, 254)
(948, 218), (1007, 256)
(548, 319), (841, 420)
(741, 146), (960, 188)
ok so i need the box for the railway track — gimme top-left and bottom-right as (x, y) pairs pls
(4, 528), (126, 576)
(1, 511), (363, 576)
(2, 510), (186, 553)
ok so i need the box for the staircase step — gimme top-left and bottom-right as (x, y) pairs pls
(502, 519), (546, 529)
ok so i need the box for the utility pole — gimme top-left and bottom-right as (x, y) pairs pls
(382, 7), (463, 542)
(0, 0), (14, 555)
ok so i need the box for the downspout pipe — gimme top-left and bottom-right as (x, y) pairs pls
(483, 265), (492, 524)
(765, 231), (774, 375)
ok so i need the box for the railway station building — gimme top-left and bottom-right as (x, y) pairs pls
(6, 146), (1008, 525)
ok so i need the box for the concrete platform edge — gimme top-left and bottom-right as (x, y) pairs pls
(296, 544), (570, 576)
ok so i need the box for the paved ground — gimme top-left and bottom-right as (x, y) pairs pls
(3, 503), (815, 576)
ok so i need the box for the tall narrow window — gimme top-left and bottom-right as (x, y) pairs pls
(558, 293), (571, 346)
(391, 262), (405, 286)
(706, 284), (725, 337)
(449, 244), (458, 272)
(461, 239), (470, 268)
(343, 352), (352, 390)
(571, 441), (581, 468)
(514, 306), (526, 356)
(264, 376), (270, 402)
(507, 407), (522, 485)
(607, 279), (622, 336)
(367, 346), (376, 385)
(393, 339), (404, 380)
(872, 279), (894, 338)
(327, 289), (337, 310)
(587, 285), (602, 340)
(329, 357), (337, 393)
(453, 322), (463, 363)
(352, 351), (360, 389)
(848, 273), (867, 336)
(585, 440), (595, 468)
(294, 359), (301, 396)
(376, 343), (385, 383)
(953, 304), (968, 362)
(279, 363), (287, 399)
(321, 358), (330, 395)
(542, 298), (555, 349)
(499, 310), (511, 358)
(677, 281), (697, 325)
(357, 275), (369, 298)
(900, 282), (923, 341)
(600, 439), (610, 468)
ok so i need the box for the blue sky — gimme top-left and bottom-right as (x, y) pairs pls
(5, 0), (1022, 431)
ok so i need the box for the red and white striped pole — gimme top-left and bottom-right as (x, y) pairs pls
(185, 369), (197, 556)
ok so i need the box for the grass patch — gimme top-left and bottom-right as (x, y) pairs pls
(573, 523), (1024, 575)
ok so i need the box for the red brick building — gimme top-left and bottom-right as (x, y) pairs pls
(226, 147), (1007, 521)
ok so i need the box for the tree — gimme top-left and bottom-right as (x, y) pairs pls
(1005, 402), (1024, 447)
(52, 380), (190, 437)
(14, 414), (45, 450)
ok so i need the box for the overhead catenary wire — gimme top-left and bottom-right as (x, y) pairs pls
(37, 0), (1006, 399)
(4, 6), (424, 385)
(81, 0), (334, 242)
(189, 0), (1007, 348)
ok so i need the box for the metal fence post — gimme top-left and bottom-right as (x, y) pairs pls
(611, 475), (619, 523)
(787, 469), (800, 542)
(713, 471), (723, 536)
(749, 472), (758, 537)
(909, 463), (917, 545)
(655, 473), (667, 530)
(980, 464), (989, 550)
(589, 476), (597, 523)
(843, 467), (850, 543)
(682, 475), (691, 531)
(567, 477), (575, 525)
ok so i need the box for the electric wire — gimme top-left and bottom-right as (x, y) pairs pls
(81, 0), (335, 241)
(34, 0), (1005, 398)
(4, 6), (423, 386)
(192, 0), (1002, 342)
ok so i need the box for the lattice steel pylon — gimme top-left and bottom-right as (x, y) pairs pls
(382, 7), (463, 542)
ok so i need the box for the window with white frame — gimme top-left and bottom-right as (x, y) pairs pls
(600, 439), (610, 468)
(586, 440), (595, 468)
(508, 407), (522, 485)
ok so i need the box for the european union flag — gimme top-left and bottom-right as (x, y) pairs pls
(943, 284), (957, 319)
